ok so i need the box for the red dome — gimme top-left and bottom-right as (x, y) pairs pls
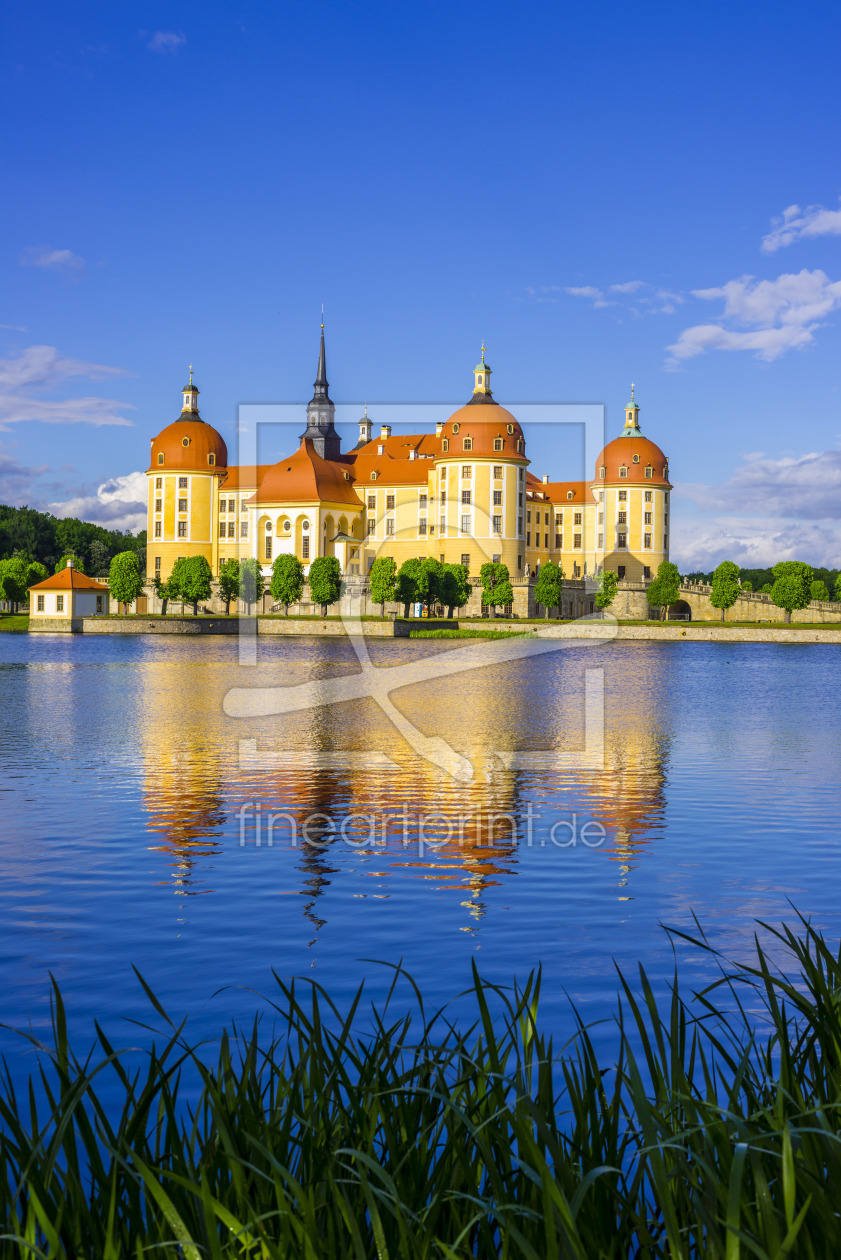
(148, 416), (228, 472)
(594, 435), (670, 486)
(438, 401), (527, 461)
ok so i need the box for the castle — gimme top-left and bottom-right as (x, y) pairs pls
(146, 330), (671, 589)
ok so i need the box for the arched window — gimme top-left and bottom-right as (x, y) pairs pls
(370, 471), (378, 480)
(208, 453), (215, 466)
(567, 490), (574, 500)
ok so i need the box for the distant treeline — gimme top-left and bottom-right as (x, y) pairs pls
(684, 565), (841, 597)
(0, 504), (146, 576)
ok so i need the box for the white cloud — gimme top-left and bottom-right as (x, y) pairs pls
(21, 247), (85, 275)
(761, 200), (841, 253)
(667, 269), (841, 365)
(148, 30), (186, 52)
(565, 285), (613, 308)
(49, 471), (147, 533)
(677, 448), (841, 520)
(671, 517), (841, 571)
(610, 281), (645, 294)
(0, 344), (134, 429)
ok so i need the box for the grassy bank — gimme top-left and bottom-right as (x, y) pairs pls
(3, 916), (841, 1257)
(410, 627), (528, 639)
(0, 613), (28, 632)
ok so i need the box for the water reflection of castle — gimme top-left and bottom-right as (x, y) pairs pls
(140, 642), (671, 922)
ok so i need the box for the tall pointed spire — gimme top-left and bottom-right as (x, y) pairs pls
(300, 320), (341, 460)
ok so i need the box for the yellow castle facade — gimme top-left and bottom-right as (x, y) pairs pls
(146, 333), (671, 586)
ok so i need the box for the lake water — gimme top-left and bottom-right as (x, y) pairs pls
(1, 632), (840, 1080)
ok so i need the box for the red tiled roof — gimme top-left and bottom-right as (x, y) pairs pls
(248, 440), (362, 506)
(30, 568), (110, 592)
(219, 465), (271, 490)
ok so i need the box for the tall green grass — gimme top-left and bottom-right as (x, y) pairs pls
(3, 915), (841, 1256)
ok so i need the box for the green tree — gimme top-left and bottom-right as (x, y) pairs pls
(88, 539), (111, 576)
(55, 553), (85, 574)
(238, 558), (265, 615)
(218, 558), (240, 615)
(762, 582), (773, 593)
(646, 561), (682, 621)
(836, 574), (841, 602)
(416, 557), (443, 614)
(0, 557), (29, 610)
(150, 573), (172, 615)
(308, 555), (342, 616)
(709, 560), (741, 622)
(533, 560), (564, 618)
(811, 579), (829, 602)
(479, 561), (513, 620)
(109, 551), (145, 612)
(771, 560), (813, 624)
(741, 580), (753, 591)
(595, 568), (619, 613)
(26, 561), (49, 588)
(440, 563), (472, 619)
(182, 555), (214, 615)
(395, 558), (422, 617)
(270, 553), (305, 615)
(369, 556), (397, 617)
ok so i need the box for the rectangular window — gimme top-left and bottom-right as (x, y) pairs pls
(526, 531), (531, 545)
(518, 516), (523, 534)
(617, 532), (627, 548)
(527, 510), (531, 523)
(518, 492), (523, 506)
(96, 596), (103, 614)
(645, 467), (653, 479)
(419, 494), (427, 508)
(492, 553), (501, 564)
(242, 503), (248, 513)
(155, 477), (162, 489)
(618, 565), (626, 579)
(518, 554), (523, 570)
(555, 533), (562, 548)
(302, 536), (310, 559)
(618, 490), (627, 501)
(386, 519), (395, 536)
(178, 521), (187, 537)
(574, 512), (582, 525)
(265, 536), (272, 559)
(37, 594), (45, 611)
(178, 477), (188, 489)
(230, 499), (237, 513)
(573, 533), (582, 549)
(440, 490), (446, 503)
(597, 533), (603, 549)
(155, 498), (162, 512)
(598, 512), (604, 526)
(56, 595), (64, 612)
(644, 532), (652, 548)
(439, 517), (446, 535)
(418, 518), (427, 535)
(619, 467), (627, 478)
(461, 465), (471, 478)
(544, 533), (549, 548)
(228, 521), (235, 538)
(240, 521), (248, 538)
(664, 533), (668, 548)
(644, 511), (652, 524)
(219, 521), (225, 537)
(461, 553), (470, 567)
(367, 519), (376, 536)
(618, 511), (627, 524)
(155, 522), (162, 538)
(367, 494), (375, 509)
(493, 465), (503, 479)
(644, 491), (653, 502)
(493, 490), (502, 506)
(644, 566), (651, 580)
(386, 494), (395, 510)
(493, 515), (502, 533)
(461, 489), (471, 505)
(461, 514), (470, 534)
(179, 498), (188, 512)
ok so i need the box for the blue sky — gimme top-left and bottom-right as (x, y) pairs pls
(2, 0), (840, 568)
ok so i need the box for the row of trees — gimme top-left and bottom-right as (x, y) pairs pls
(709, 559), (822, 623)
(0, 504), (146, 576)
(686, 563), (841, 601)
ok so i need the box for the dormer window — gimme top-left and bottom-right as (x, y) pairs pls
(463, 438), (472, 451)
(567, 490), (574, 500)
(619, 465), (628, 477)
(516, 439), (523, 453)
(343, 470), (350, 480)
(370, 471), (378, 480)
(645, 465), (653, 478)
(493, 438), (503, 451)
(442, 438), (449, 452)
(157, 453), (164, 465)
(208, 453), (215, 466)
(599, 466), (605, 479)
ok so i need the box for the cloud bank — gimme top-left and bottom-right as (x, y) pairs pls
(762, 200), (841, 253)
(0, 345), (134, 429)
(49, 471), (147, 533)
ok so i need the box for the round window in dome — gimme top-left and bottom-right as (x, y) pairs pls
(633, 453), (640, 463)
(507, 423), (514, 434)
(182, 437), (190, 448)
(452, 423), (460, 434)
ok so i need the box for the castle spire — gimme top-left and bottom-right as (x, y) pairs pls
(471, 344), (493, 400)
(300, 321), (341, 459)
(622, 382), (641, 434)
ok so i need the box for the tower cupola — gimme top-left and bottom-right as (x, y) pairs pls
(622, 383), (642, 435)
(299, 321), (341, 461)
(472, 344), (493, 398)
(358, 403), (373, 445)
(181, 365), (200, 415)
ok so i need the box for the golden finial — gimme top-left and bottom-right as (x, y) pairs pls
(189, 364), (194, 386)
(481, 341), (486, 360)
(321, 303), (324, 330)
(363, 402), (368, 418)
(631, 381), (635, 400)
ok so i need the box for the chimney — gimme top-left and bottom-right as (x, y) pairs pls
(542, 475), (549, 485)
(380, 424), (392, 440)
(377, 443), (384, 455)
(67, 559), (74, 569)
(409, 449), (416, 461)
(435, 422), (444, 437)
